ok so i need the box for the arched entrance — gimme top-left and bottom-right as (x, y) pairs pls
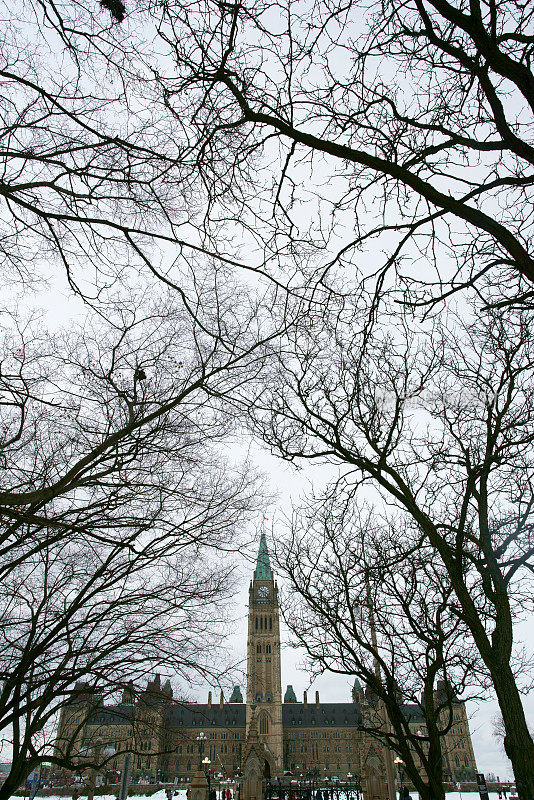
(263, 760), (271, 779)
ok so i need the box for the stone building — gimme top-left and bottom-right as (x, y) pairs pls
(54, 533), (478, 793)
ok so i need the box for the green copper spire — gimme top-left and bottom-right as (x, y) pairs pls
(255, 531), (272, 580)
(229, 685), (243, 703)
(284, 685), (297, 703)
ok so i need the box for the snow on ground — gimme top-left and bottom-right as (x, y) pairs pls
(31, 792), (189, 800)
(36, 792), (511, 800)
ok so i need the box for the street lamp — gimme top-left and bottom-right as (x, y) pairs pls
(203, 757), (212, 796)
(393, 758), (404, 800)
(234, 771), (243, 800)
(196, 732), (207, 771)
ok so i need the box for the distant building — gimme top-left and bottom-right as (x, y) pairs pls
(0, 763), (11, 788)
(54, 534), (477, 794)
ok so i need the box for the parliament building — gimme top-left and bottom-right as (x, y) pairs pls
(55, 534), (478, 795)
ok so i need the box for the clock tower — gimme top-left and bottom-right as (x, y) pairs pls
(246, 532), (283, 774)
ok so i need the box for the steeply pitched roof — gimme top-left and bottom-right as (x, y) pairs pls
(87, 703), (134, 725)
(282, 702), (362, 727)
(401, 703), (426, 723)
(255, 532), (272, 581)
(167, 703), (246, 728)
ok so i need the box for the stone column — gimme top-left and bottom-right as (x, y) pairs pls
(190, 771), (209, 800)
(242, 750), (262, 800)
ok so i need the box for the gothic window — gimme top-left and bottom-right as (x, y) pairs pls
(260, 617), (263, 630)
(255, 617), (258, 630)
(269, 617), (272, 630)
(257, 644), (261, 653)
(259, 714), (269, 735)
(187, 762), (191, 772)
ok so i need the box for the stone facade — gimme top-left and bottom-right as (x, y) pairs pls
(54, 534), (478, 792)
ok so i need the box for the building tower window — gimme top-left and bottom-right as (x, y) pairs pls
(259, 714), (269, 735)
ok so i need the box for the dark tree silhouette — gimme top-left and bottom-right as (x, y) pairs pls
(0, 288), (274, 798)
(151, 0), (534, 307)
(278, 499), (481, 800)
(249, 298), (534, 798)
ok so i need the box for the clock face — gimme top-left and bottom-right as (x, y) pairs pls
(258, 586), (270, 598)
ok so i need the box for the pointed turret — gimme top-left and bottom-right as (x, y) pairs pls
(229, 686), (243, 703)
(284, 685), (297, 703)
(255, 531), (272, 580)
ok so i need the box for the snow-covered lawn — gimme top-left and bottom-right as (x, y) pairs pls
(32, 792), (510, 800)
(32, 792), (190, 800)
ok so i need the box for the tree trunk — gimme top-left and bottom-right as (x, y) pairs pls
(0, 763), (34, 800)
(495, 666), (534, 800)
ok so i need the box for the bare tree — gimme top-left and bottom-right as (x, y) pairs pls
(0, 287), (273, 797)
(148, 0), (534, 307)
(249, 298), (534, 798)
(278, 497), (481, 800)
(1, 0), (266, 301)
